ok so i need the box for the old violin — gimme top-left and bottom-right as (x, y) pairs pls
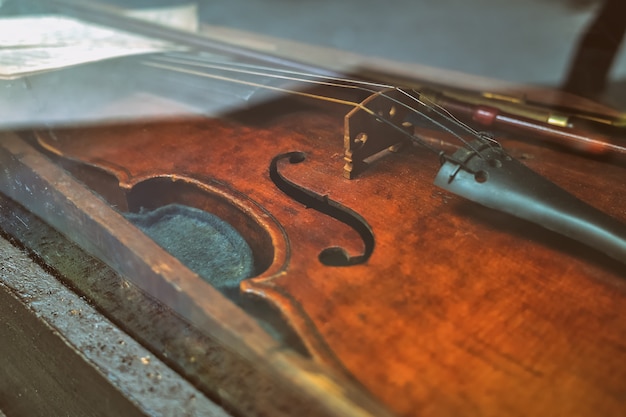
(2, 2), (626, 417)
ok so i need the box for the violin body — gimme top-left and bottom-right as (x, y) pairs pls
(25, 89), (626, 417)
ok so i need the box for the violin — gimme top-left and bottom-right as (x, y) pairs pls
(2, 2), (626, 417)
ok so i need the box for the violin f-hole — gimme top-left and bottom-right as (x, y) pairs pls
(269, 151), (374, 266)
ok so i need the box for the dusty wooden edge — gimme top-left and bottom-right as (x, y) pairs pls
(0, 132), (396, 417)
(0, 234), (229, 417)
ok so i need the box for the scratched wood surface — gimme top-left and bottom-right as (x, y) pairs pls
(37, 97), (626, 417)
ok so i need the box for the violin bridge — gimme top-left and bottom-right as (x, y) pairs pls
(343, 89), (413, 179)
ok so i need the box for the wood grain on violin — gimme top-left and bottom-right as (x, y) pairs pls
(9, 83), (624, 417)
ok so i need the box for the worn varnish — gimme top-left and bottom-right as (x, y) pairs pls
(32, 94), (626, 417)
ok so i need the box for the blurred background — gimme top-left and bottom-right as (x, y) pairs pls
(198, 0), (625, 107)
(201, 1), (605, 82)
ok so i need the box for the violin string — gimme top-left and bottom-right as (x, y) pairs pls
(149, 54), (489, 149)
(156, 52), (492, 148)
(143, 55), (490, 157)
(155, 52), (395, 89)
(411, 90), (500, 147)
(143, 59), (445, 155)
(143, 61), (365, 107)
(393, 87), (495, 152)
(150, 54), (408, 107)
(153, 54), (480, 136)
(143, 60), (442, 154)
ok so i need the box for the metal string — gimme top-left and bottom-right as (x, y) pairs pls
(142, 52), (497, 158)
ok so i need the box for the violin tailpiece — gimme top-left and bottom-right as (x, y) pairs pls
(434, 141), (626, 263)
